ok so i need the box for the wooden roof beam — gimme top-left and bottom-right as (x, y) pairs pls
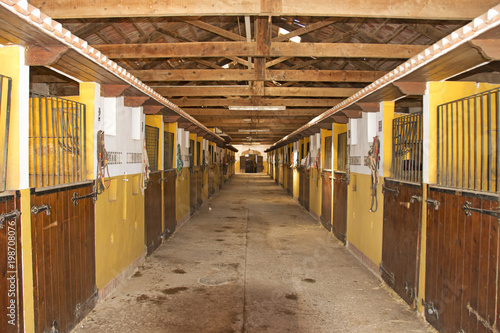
(32, 0), (497, 20)
(170, 98), (342, 107)
(94, 42), (426, 59)
(156, 86), (359, 97)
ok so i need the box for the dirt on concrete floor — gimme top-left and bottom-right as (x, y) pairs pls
(72, 173), (435, 333)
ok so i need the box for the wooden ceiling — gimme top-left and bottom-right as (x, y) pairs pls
(26, 0), (499, 145)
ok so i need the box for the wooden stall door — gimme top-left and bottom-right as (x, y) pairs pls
(31, 183), (96, 333)
(320, 171), (332, 232)
(190, 170), (197, 215)
(298, 169), (304, 206)
(380, 180), (422, 308)
(144, 172), (162, 255)
(163, 170), (177, 239)
(332, 172), (348, 243)
(303, 171), (310, 211)
(275, 163), (279, 184)
(209, 165), (215, 197)
(0, 194), (23, 333)
(197, 167), (202, 208)
(240, 156), (245, 173)
(424, 187), (499, 333)
(287, 167), (293, 195)
(257, 156), (263, 173)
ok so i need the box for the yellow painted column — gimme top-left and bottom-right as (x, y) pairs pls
(79, 82), (97, 180)
(0, 46), (34, 332)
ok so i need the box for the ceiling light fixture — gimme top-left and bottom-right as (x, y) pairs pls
(229, 106), (286, 111)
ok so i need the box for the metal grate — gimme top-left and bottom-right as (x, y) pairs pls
(337, 132), (347, 171)
(145, 125), (159, 171)
(29, 93), (87, 188)
(0, 74), (12, 192)
(437, 87), (499, 193)
(391, 113), (423, 183)
(324, 136), (332, 170)
(164, 131), (174, 169)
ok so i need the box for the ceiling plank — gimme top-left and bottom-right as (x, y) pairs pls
(184, 108), (326, 116)
(131, 69), (386, 82)
(93, 42), (426, 59)
(32, 0), (497, 20)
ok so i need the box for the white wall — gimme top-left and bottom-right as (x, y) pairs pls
(234, 144), (268, 161)
(98, 96), (144, 176)
(348, 105), (384, 176)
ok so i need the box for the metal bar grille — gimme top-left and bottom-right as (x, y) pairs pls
(0, 74), (12, 192)
(29, 93), (86, 188)
(324, 136), (332, 170)
(337, 132), (347, 171)
(391, 114), (423, 183)
(145, 125), (159, 171)
(437, 87), (499, 193)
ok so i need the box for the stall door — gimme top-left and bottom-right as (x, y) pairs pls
(381, 180), (422, 307)
(298, 168), (305, 206)
(197, 167), (202, 208)
(240, 156), (245, 173)
(190, 169), (197, 215)
(257, 156), (263, 173)
(0, 194), (23, 333)
(424, 188), (499, 332)
(320, 171), (332, 231)
(332, 172), (348, 243)
(209, 165), (215, 197)
(145, 171), (162, 255)
(163, 170), (177, 239)
(31, 183), (96, 333)
(303, 171), (310, 211)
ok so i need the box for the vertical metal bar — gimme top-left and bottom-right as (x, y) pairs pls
(391, 118), (395, 178)
(1, 77), (12, 192)
(412, 116), (417, 183)
(467, 98), (473, 189)
(71, 101), (77, 183)
(418, 114), (422, 183)
(487, 91), (492, 192)
(437, 105), (441, 185)
(497, 88), (499, 193)
(455, 101), (459, 188)
(445, 103), (449, 187)
(62, 98), (68, 184)
(30, 93), (35, 188)
(54, 97), (61, 185)
(82, 104), (86, 181)
(473, 96), (477, 191)
(479, 94), (485, 190)
(450, 102), (455, 187)
(461, 99), (465, 189)
(50, 97), (56, 186)
(44, 95), (50, 186)
(38, 95), (43, 187)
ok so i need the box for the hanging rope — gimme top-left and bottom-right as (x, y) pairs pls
(176, 144), (183, 177)
(368, 136), (380, 212)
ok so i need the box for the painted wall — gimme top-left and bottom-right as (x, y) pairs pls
(309, 133), (322, 217)
(345, 103), (388, 267)
(293, 141), (300, 199)
(95, 174), (144, 289)
(175, 128), (190, 223)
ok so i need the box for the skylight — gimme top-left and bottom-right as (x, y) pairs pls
(278, 28), (301, 43)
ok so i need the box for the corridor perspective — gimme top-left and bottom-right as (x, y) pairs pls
(72, 174), (429, 333)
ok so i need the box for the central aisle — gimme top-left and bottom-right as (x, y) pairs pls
(73, 174), (431, 333)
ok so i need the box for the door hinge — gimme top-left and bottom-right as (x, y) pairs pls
(71, 187), (98, 206)
(462, 201), (500, 222)
(425, 198), (440, 210)
(0, 209), (21, 228)
(410, 195), (423, 204)
(422, 299), (438, 319)
(382, 184), (399, 197)
(379, 261), (395, 285)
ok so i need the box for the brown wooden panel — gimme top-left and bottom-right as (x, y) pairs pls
(208, 165), (215, 197)
(145, 171), (162, 255)
(320, 171), (332, 232)
(257, 156), (264, 173)
(332, 172), (347, 243)
(190, 169), (197, 215)
(197, 167), (202, 208)
(303, 170), (310, 212)
(298, 168), (304, 206)
(425, 187), (499, 332)
(286, 167), (293, 195)
(381, 180), (422, 308)
(163, 170), (177, 239)
(0, 194), (23, 333)
(240, 156), (245, 173)
(31, 183), (96, 333)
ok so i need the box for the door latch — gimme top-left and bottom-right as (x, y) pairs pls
(462, 201), (500, 221)
(382, 184), (399, 197)
(0, 209), (21, 228)
(425, 198), (440, 210)
(31, 204), (51, 216)
(71, 187), (98, 206)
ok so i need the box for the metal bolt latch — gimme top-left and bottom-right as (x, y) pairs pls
(422, 299), (438, 319)
(425, 198), (440, 210)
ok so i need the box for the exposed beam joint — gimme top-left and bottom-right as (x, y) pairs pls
(25, 46), (68, 66)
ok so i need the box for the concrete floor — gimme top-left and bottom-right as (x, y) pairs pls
(73, 173), (433, 333)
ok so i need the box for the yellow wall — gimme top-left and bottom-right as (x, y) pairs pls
(79, 83), (97, 180)
(346, 173), (384, 266)
(381, 102), (395, 177)
(1, 47), (22, 190)
(95, 174), (145, 289)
